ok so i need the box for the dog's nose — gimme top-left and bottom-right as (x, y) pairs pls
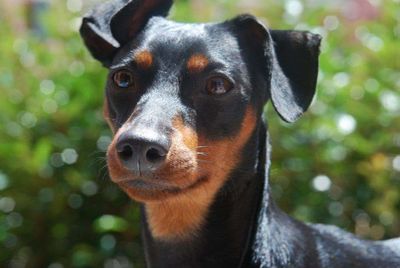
(116, 130), (170, 173)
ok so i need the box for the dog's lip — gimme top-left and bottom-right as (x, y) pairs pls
(116, 175), (208, 194)
(118, 179), (181, 193)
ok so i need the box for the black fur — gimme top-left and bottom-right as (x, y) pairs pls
(80, 1), (400, 267)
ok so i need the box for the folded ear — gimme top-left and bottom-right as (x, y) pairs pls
(231, 15), (321, 122)
(80, 0), (173, 67)
(269, 30), (321, 122)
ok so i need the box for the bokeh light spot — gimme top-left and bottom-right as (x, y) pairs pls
(337, 114), (357, 135)
(97, 136), (112, 152)
(6, 212), (24, 228)
(333, 72), (350, 88)
(95, 215), (129, 233)
(100, 234), (116, 251)
(393, 155), (400, 171)
(61, 148), (78, 165)
(55, 90), (70, 106)
(380, 90), (400, 112)
(323, 16), (339, 31)
(81, 181), (98, 196)
(328, 201), (344, 217)
(20, 112), (37, 128)
(4, 234), (18, 249)
(68, 193), (83, 209)
(42, 98), (58, 114)
(285, 0), (303, 17)
(0, 172), (9, 190)
(312, 175), (332, 192)
(379, 211), (394, 226)
(50, 153), (64, 168)
(0, 197), (16, 213)
(40, 80), (55, 95)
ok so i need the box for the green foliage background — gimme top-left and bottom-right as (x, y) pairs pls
(0, 0), (399, 267)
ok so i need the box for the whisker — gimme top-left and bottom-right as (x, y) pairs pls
(89, 150), (105, 157)
(98, 164), (110, 181)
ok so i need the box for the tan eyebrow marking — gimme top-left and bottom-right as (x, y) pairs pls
(187, 54), (209, 73)
(135, 50), (153, 70)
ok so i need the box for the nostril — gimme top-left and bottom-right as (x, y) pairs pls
(118, 144), (134, 161)
(145, 147), (166, 163)
(116, 131), (170, 172)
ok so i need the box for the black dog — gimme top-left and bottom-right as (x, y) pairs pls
(80, 0), (400, 267)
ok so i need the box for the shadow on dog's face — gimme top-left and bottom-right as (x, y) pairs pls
(80, 0), (321, 203)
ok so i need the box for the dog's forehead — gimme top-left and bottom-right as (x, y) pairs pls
(134, 17), (241, 63)
(145, 17), (209, 40)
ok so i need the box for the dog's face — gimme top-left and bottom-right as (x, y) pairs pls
(80, 0), (320, 205)
(103, 17), (268, 202)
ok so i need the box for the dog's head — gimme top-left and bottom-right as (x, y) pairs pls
(80, 0), (320, 238)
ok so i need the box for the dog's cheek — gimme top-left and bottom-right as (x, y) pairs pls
(198, 106), (257, 182)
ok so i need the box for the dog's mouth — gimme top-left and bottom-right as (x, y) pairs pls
(119, 178), (180, 193)
(115, 172), (207, 202)
(116, 174), (208, 201)
(118, 178), (181, 199)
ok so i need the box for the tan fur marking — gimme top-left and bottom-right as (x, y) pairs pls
(107, 116), (199, 200)
(172, 117), (198, 150)
(187, 54), (209, 73)
(107, 124), (131, 182)
(135, 50), (153, 69)
(145, 108), (257, 240)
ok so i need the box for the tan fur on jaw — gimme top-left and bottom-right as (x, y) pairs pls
(145, 107), (257, 240)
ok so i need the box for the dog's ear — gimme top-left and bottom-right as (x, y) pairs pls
(232, 15), (321, 122)
(80, 0), (173, 67)
(269, 29), (321, 122)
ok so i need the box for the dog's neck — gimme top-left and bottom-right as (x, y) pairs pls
(139, 124), (314, 268)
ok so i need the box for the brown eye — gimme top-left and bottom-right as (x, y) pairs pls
(206, 76), (233, 95)
(113, 70), (134, 89)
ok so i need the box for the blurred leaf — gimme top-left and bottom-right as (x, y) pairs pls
(94, 215), (129, 233)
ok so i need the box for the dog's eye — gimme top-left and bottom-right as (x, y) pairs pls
(206, 76), (233, 95)
(113, 70), (135, 89)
